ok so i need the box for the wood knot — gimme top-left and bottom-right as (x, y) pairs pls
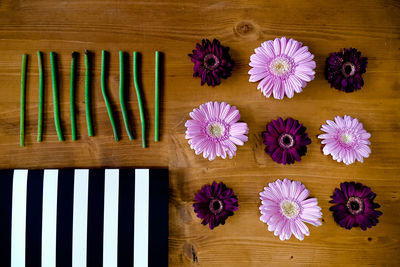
(234, 21), (258, 38)
(237, 22), (253, 34)
(183, 242), (198, 263)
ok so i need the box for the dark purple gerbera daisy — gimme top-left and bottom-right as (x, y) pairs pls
(262, 117), (311, 165)
(325, 48), (368, 93)
(188, 39), (234, 86)
(193, 181), (238, 230)
(330, 182), (382, 230)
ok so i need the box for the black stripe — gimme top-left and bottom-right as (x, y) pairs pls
(117, 169), (135, 267)
(56, 169), (74, 267)
(0, 170), (14, 266)
(148, 169), (169, 267)
(87, 169), (105, 267)
(25, 170), (44, 267)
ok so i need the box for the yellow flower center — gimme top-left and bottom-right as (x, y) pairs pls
(341, 133), (353, 144)
(270, 57), (292, 76)
(207, 123), (225, 138)
(280, 200), (300, 218)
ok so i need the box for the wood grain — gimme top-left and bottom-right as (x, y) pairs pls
(1, 0), (400, 266)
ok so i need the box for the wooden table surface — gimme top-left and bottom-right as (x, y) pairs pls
(1, 0), (399, 266)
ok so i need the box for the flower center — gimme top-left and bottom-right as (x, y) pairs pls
(209, 199), (224, 215)
(280, 200), (300, 219)
(341, 62), (356, 77)
(278, 133), (295, 149)
(203, 54), (220, 71)
(206, 122), (225, 138)
(346, 196), (364, 215)
(269, 57), (292, 77)
(340, 133), (353, 144)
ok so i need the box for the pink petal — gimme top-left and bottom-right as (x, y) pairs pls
(273, 38), (281, 56)
(233, 134), (248, 143)
(297, 188), (310, 201)
(295, 220), (310, 236)
(272, 80), (284, 100)
(213, 101), (220, 120)
(248, 67), (268, 75)
(290, 220), (304, 240)
(249, 72), (268, 82)
(284, 38), (294, 55)
(190, 109), (204, 121)
(219, 102), (231, 120)
(286, 39), (301, 57)
(294, 51), (314, 64)
(230, 122), (249, 135)
(283, 80), (294, 98)
(301, 198), (319, 208)
(281, 179), (291, 199)
(295, 71), (312, 82)
(279, 37), (287, 55)
(229, 136), (244, 146)
(222, 139), (237, 152)
(291, 46), (308, 59)
(250, 54), (268, 64)
(255, 47), (272, 58)
(225, 109), (240, 124)
(261, 40), (275, 57)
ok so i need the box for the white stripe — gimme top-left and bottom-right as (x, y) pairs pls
(134, 169), (150, 267)
(103, 169), (120, 267)
(11, 169), (28, 267)
(41, 169), (59, 267)
(72, 169), (89, 267)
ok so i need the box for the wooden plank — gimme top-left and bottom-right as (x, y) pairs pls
(0, 0), (399, 265)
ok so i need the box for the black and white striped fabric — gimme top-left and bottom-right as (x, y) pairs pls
(0, 169), (168, 267)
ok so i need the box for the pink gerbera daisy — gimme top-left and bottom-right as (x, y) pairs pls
(185, 101), (249, 160)
(259, 179), (322, 241)
(248, 37), (316, 99)
(318, 115), (371, 165)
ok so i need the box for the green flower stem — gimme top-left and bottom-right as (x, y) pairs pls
(101, 50), (119, 141)
(119, 51), (134, 140)
(155, 51), (160, 142)
(85, 50), (94, 137)
(37, 51), (44, 142)
(133, 51), (146, 148)
(50, 52), (64, 141)
(70, 52), (77, 140)
(20, 54), (27, 147)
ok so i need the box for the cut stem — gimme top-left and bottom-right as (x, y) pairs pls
(85, 50), (94, 137)
(101, 50), (119, 141)
(20, 54), (27, 147)
(133, 51), (146, 148)
(50, 52), (64, 141)
(155, 51), (160, 142)
(37, 51), (44, 142)
(119, 51), (134, 140)
(70, 52), (78, 140)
